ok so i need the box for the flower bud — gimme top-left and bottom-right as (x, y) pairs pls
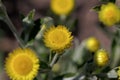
(94, 49), (109, 67)
(86, 37), (100, 52)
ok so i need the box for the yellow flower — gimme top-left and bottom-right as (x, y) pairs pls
(99, 3), (120, 26)
(50, 0), (74, 15)
(5, 48), (39, 80)
(117, 67), (120, 79)
(94, 49), (109, 67)
(43, 25), (73, 53)
(86, 37), (100, 52)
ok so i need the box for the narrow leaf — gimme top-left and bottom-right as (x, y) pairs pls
(92, 5), (101, 12)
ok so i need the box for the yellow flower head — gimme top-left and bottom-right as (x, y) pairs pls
(5, 48), (39, 80)
(94, 49), (109, 67)
(50, 0), (74, 15)
(43, 25), (73, 53)
(99, 3), (120, 26)
(86, 37), (100, 52)
(117, 67), (120, 79)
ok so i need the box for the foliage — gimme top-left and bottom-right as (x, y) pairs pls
(0, 0), (120, 80)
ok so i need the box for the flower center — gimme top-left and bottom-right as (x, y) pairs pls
(57, 0), (67, 8)
(13, 55), (33, 75)
(105, 9), (116, 20)
(50, 30), (67, 45)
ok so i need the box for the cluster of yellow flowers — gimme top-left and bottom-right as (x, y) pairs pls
(5, 25), (73, 80)
(4, 0), (75, 78)
(85, 37), (109, 67)
(3, 0), (120, 80)
(98, 3), (120, 26)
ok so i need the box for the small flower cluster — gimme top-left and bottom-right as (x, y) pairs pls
(4, 25), (73, 80)
(85, 37), (109, 67)
(0, 0), (120, 80)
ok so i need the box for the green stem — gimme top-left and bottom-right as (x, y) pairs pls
(50, 54), (59, 67)
(59, 15), (66, 25)
(5, 14), (25, 48)
(35, 24), (46, 40)
(111, 27), (120, 68)
(49, 52), (52, 63)
(98, 24), (113, 39)
(0, 2), (24, 48)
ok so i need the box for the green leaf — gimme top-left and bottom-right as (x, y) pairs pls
(107, 69), (118, 78)
(102, 66), (111, 73)
(110, 30), (120, 68)
(92, 5), (101, 12)
(53, 76), (64, 80)
(72, 40), (92, 66)
(20, 9), (39, 43)
(21, 19), (41, 44)
(109, 0), (116, 3)
(40, 17), (54, 28)
(66, 18), (78, 34)
(33, 77), (38, 80)
(48, 52), (56, 63)
(99, 0), (116, 3)
(40, 60), (50, 70)
(27, 19), (41, 41)
(0, 2), (6, 20)
(0, 51), (4, 72)
(22, 9), (35, 26)
(0, 29), (5, 37)
(35, 17), (54, 40)
(0, 11), (5, 20)
(64, 73), (76, 78)
(98, 22), (113, 38)
(20, 9), (36, 44)
(53, 73), (75, 80)
(111, 37), (116, 57)
(72, 39), (85, 65)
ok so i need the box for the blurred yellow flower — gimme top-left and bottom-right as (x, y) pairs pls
(43, 25), (73, 53)
(94, 49), (109, 67)
(117, 67), (120, 79)
(86, 37), (100, 52)
(99, 3), (120, 26)
(52, 63), (60, 73)
(5, 48), (39, 80)
(50, 0), (74, 15)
